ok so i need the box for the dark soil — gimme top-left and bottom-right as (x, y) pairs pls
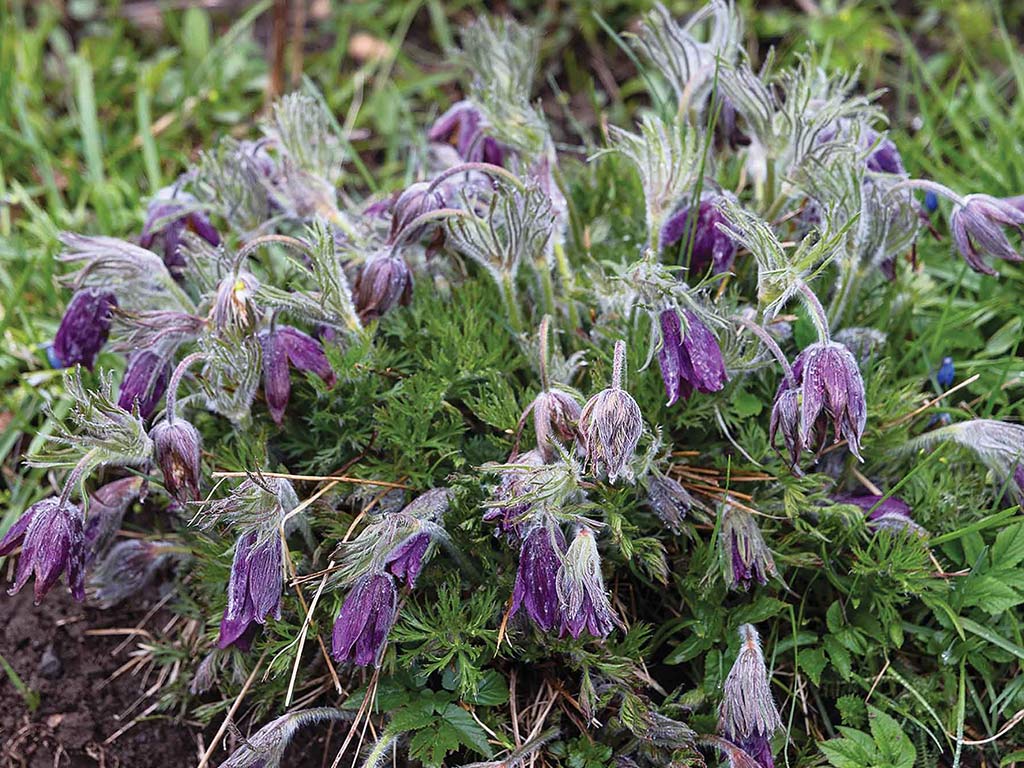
(0, 586), (336, 768)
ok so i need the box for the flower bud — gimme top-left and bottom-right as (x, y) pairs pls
(212, 271), (260, 333)
(88, 539), (177, 608)
(719, 505), (777, 591)
(151, 418), (202, 503)
(84, 476), (144, 564)
(557, 527), (620, 639)
(117, 350), (171, 420)
(510, 523), (566, 632)
(526, 388), (582, 460)
(0, 497), (85, 603)
(388, 181), (447, 243)
(719, 624), (782, 768)
(332, 571), (398, 667)
(218, 532), (283, 650)
(52, 290), (118, 370)
(657, 309), (728, 407)
(579, 341), (643, 483)
(484, 449), (546, 540)
(796, 341), (867, 461)
(260, 326), (337, 425)
(354, 253), (412, 321)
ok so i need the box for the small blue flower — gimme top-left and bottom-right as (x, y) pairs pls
(937, 356), (955, 390)
(924, 190), (938, 213)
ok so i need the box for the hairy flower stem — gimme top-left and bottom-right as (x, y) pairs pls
(553, 241), (580, 330)
(58, 448), (100, 507)
(165, 352), (206, 424)
(502, 272), (525, 333)
(538, 315), (552, 391)
(425, 161), (526, 197)
(537, 262), (558, 320)
(235, 234), (312, 267)
(735, 317), (796, 388)
(797, 282), (831, 343)
(389, 207), (473, 253)
(889, 178), (964, 207)
(611, 340), (627, 390)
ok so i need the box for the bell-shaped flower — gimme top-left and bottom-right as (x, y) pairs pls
(579, 341), (644, 483)
(661, 197), (738, 274)
(557, 527), (620, 639)
(117, 350), (171, 420)
(88, 539), (178, 608)
(522, 387), (582, 460)
(139, 187), (220, 275)
(796, 341), (867, 460)
(151, 418), (202, 503)
(354, 252), (412, 321)
(331, 571), (398, 667)
(384, 531), (431, 587)
(259, 326), (336, 425)
(719, 504), (777, 591)
(657, 308), (728, 406)
(52, 289), (118, 370)
(218, 531), (283, 650)
(950, 194), (1024, 275)
(769, 381), (803, 471)
(718, 624), (783, 768)
(388, 181), (447, 244)
(0, 497), (85, 603)
(510, 522), (566, 632)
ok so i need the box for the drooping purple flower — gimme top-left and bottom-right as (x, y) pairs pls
(218, 532), (283, 650)
(84, 476), (144, 564)
(151, 418), (202, 503)
(332, 571), (398, 667)
(657, 309), (729, 407)
(388, 181), (447, 244)
(950, 194), (1024, 275)
(796, 341), (867, 461)
(661, 198), (738, 275)
(557, 527), (620, 639)
(720, 505), (776, 591)
(769, 381), (803, 472)
(428, 100), (507, 166)
(484, 449), (547, 540)
(579, 341), (644, 483)
(88, 539), (178, 609)
(118, 350), (171, 420)
(510, 523), (566, 632)
(52, 289), (118, 370)
(642, 471), (694, 534)
(522, 388), (582, 460)
(384, 532), (431, 587)
(260, 326), (337, 425)
(0, 497), (85, 603)
(834, 493), (925, 536)
(354, 253), (413, 321)
(718, 625), (782, 768)
(140, 187), (221, 275)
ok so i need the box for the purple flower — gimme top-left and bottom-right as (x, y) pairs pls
(140, 187), (220, 275)
(354, 253), (412, 321)
(260, 326), (337, 425)
(384, 532), (431, 587)
(642, 472), (693, 533)
(796, 341), (867, 460)
(522, 388), (582, 460)
(835, 493), (925, 536)
(84, 476), (144, 564)
(950, 194), (1024, 275)
(428, 100), (506, 166)
(719, 625), (782, 768)
(557, 527), (620, 639)
(720, 505), (776, 591)
(657, 309), (729, 407)
(118, 350), (171, 420)
(388, 181), (447, 244)
(332, 572), (398, 667)
(484, 449), (546, 540)
(769, 382), (803, 471)
(88, 539), (177, 609)
(661, 198), (738, 274)
(52, 290), (118, 370)
(0, 497), (85, 603)
(218, 532), (283, 650)
(579, 341), (644, 483)
(510, 523), (566, 632)
(151, 418), (202, 503)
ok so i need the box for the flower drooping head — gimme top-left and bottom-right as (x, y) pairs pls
(769, 379), (803, 472)
(151, 418), (202, 503)
(579, 341), (644, 483)
(84, 476), (144, 564)
(484, 448), (547, 540)
(52, 289), (118, 370)
(354, 252), (413, 321)
(833, 493), (926, 536)
(218, 531), (284, 650)
(719, 624), (783, 768)
(511, 522), (566, 632)
(642, 471), (694, 534)
(139, 186), (221, 275)
(117, 350), (171, 420)
(657, 308), (729, 406)
(795, 341), (867, 461)
(260, 326), (336, 425)
(428, 100), (507, 166)
(0, 497), (85, 603)
(384, 531), (431, 587)
(332, 571), (399, 667)
(719, 504), (777, 591)
(950, 194), (1024, 276)
(88, 539), (178, 608)
(557, 527), (620, 639)
(661, 196), (738, 275)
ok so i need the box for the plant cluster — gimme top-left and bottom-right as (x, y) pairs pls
(5, 3), (1024, 767)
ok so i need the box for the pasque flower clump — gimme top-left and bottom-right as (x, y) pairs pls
(4, 3), (1022, 766)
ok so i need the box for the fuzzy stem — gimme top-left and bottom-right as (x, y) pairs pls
(538, 262), (558, 321)
(611, 340), (627, 390)
(389, 207), (473, 252)
(59, 448), (99, 507)
(425, 162), (526, 197)
(501, 271), (524, 334)
(889, 178), (964, 207)
(797, 282), (831, 344)
(553, 241), (580, 330)
(235, 234), (311, 267)
(165, 352), (206, 424)
(736, 316), (796, 388)
(538, 315), (551, 391)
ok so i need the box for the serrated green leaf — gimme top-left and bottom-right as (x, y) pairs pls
(464, 670), (510, 706)
(442, 703), (493, 757)
(800, 647), (828, 686)
(867, 706), (915, 768)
